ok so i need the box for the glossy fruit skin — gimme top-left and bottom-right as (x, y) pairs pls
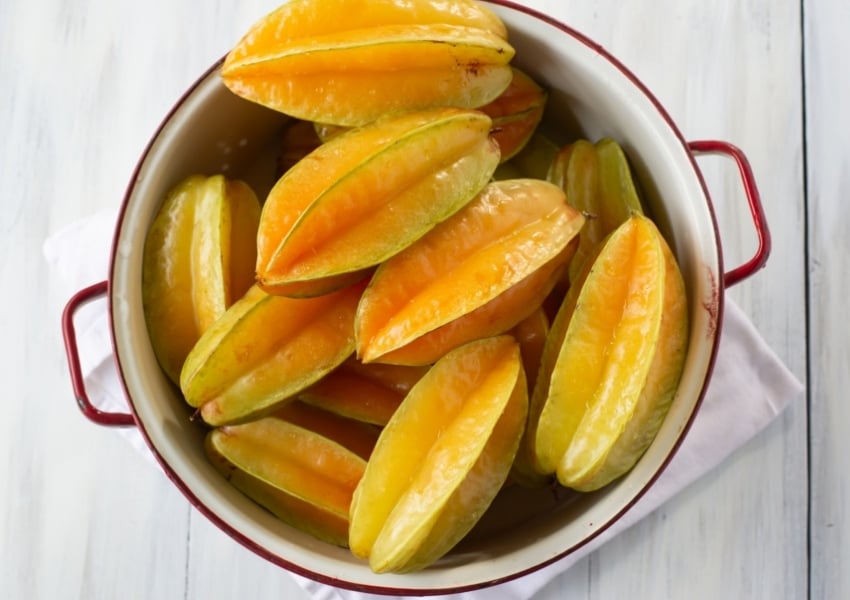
(494, 131), (560, 181)
(507, 308), (554, 488)
(205, 403), (377, 547)
(297, 359), (428, 426)
(142, 174), (260, 384)
(256, 108), (500, 298)
(560, 222), (688, 491)
(527, 214), (687, 491)
(355, 178), (584, 364)
(180, 280), (366, 426)
(480, 67), (547, 162)
(348, 335), (527, 573)
(221, 0), (513, 126)
(548, 137), (644, 281)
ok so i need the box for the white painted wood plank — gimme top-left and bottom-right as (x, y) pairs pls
(805, 0), (850, 598)
(184, 510), (310, 599)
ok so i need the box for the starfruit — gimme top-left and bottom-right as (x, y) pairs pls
(205, 402), (378, 547)
(349, 335), (527, 573)
(256, 108), (500, 297)
(142, 174), (260, 384)
(298, 358), (429, 426)
(180, 281), (366, 426)
(480, 67), (547, 162)
(310, 65), (549, 160)
(368, 238), (576, 366)
(507, 308), (553, 488)
(355, 178), (584, 364)
(548, 137), (644, 280)
(494, 131), (560, 181)
(528, 214), (688, 491)
(221, 0), (513, 126)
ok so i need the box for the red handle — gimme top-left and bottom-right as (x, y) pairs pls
(62, 281), (136, 427)
(688, 140), (771, 287)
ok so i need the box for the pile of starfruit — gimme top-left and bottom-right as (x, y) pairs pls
(141, 0), (688, 574)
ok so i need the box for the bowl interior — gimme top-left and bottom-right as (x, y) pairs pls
(110, 2), (721, 594)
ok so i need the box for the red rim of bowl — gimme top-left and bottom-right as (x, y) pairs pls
(106, 0), (725, 594)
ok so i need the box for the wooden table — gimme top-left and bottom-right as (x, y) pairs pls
(4, 0), (839, 597)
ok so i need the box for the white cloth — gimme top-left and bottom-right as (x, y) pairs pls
(44, 209), (804, 600)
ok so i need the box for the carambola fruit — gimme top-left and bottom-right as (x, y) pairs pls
(548, 137), (644, 280)
(297, 359), (429, 426)
(308, 63), (548, 160)
(494, 131), (560, 181)
(507, 308), (553, 488)
(205, 402), (378, 547)
(221, 0), (514, 126)
(355, 178), (584, 364)
(142, 174), (260, 383)
(480, 67), (547, 162)
(180, 280), (366, 426)
(348, 335), (527, 573)
(528, 214), (687, 491)
(256, 108), (500, 298)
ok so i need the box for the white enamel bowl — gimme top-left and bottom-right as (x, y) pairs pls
(63, 1), (769, 594)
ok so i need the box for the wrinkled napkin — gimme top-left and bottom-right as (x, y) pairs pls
(45, 209), (804, 600)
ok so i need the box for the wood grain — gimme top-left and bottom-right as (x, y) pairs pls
(805, 1), (850, 598)
(0, 0), (833, 598)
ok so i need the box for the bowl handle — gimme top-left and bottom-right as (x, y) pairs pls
(688, 140), (772, 287)
(62, 281), (136, 427)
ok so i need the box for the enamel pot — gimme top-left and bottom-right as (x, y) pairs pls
(62, 1), (770, 594)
